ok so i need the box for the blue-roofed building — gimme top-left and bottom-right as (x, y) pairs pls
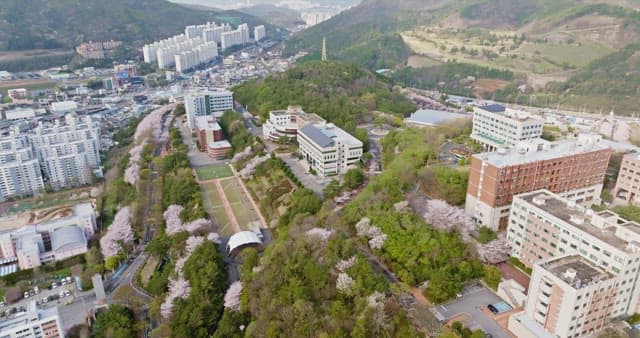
(471, 105), (543, 151)
(297, 123), (363, 176)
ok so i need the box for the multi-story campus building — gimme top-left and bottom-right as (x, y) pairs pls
(298, 123), (363, 176)
(0, 202), (96, 270)
(511, 255), (617, 338)
(471, 104), (543, 151)
(0, 301), (63, 338)
(465, 134), (611, 230)
(0, 133), (44, 201)
(194, 116), (231, 159)
(507, 190), (640, 325)
(612, 152), (640, 205)
(262, 106), (325, 141)
(30, 115), (101, 190)
(184, 89), (234, 129)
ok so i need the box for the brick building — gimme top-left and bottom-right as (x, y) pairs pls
(465, 134), (611, 230)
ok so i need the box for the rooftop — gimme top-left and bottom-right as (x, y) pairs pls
(299, 123), (362, 148)
(518, 190), (634, 250)
(541, 255), (613, 289)
(195, 116), (221, 131)
(474, 134), (610, 167)
(208, 140), (232, 149)
(404, 109), (469, 126)
(510, 312), (553, 338)
(479, 103), (506, 113)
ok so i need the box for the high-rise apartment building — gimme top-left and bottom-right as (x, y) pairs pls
(465, 134), (610, 230)
(0, 133), (44, 200)
(30, 115), (101, 190)
(471, 104), (543, 151)
(254, 25), (266, 42)
(506, 189), (640, 337)
(238, 23), (250, 45)
(298, 123), (363, 176)
(184, 89), (234, 129)
(221, 30), (244, 50)
(612, 152), (640, 205)
(0, 301), (63, 338)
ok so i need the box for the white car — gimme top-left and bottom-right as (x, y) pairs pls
(64, 290), (71, 297)
(51, 283), (57, 289)
(59, 291), (65, 298)
(65, 277), (72, 284)
(23, 292), (29, 299)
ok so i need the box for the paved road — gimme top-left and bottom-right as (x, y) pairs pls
(434, 285), (512, 338)
(277, 153), (328, 196)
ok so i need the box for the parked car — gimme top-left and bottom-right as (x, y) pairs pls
(51, 282), (58, 289)
(64, 290), (71, 297)
(34, 287), (39, 294)
(23, 292), (29, 299)
(65, 277), (72, 284)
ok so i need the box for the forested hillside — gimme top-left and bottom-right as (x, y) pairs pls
(233, 60), (416, 132)
(286, 0), (640, 114)
(0, 0), (267, 51)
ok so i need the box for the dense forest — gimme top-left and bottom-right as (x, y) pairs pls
(233, 60), (416, 134)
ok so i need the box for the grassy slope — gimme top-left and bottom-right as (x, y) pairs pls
(0, 0), (267, 51)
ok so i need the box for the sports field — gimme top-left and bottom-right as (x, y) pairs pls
(196, 165), (233, 181)
(200, 177), (261, 237)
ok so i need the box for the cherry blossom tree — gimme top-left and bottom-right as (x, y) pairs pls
(336, 272), (355, 295)
(185, 236), (205, 255)
(305, 227), (334, 242)
(184, 219), (210, 233)
(238, 155), (270, 179)
(207, 232), (221, 244)
(232, 146), (252, 163)
(163, 205), (185, 235)
(476, 237), (512, 264)
(224, 281), (242, 311)
(135, 105), (173, 143)
(423, 199), (475, 237)
(355, 217), (387, 249)
(99, 207), (134, 258)
(336, 256), (356, 272)
(161, 277), (191, 319)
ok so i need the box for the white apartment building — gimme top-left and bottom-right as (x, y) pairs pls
(30, 115), (101, 190)
(239, 23), (250, 44)
(0, 134), (44, 201)
(254, 25), (266, 42)
(297, 123), (363, 176)
(185, 89), (234, 129)
(507, 189), (640, 322)
(471, 104), (543, 151)
(3, 108), (40, 120)
(221, 30), (244, 50)
(0, 301), (63, 338)
(262, 106), (325, 141)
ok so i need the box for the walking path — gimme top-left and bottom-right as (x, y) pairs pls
(228, 165), (269, 229)
(214, 179), (242, 233)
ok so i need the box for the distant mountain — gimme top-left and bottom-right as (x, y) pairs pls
(0, 0), (268, 51)
(285, 0), (640, 114)
(236, 4), (303, 28)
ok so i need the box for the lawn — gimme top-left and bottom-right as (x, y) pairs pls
(221, 178), (261, 230)
(139, 256), (159, 287)
(195, 165), (233, 181)
(200, 182), (234, 237)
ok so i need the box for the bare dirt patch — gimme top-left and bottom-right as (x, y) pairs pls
(472, 78), (510, 98)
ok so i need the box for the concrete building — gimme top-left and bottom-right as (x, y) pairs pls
(613, 152), (640, 205)
(0, 301), (63, 338)
(184, 89), (233, 129)
(262, 106), (326, 141)
(0, 202), (96, 269)
(239, 23), (250, 45)
(30, 115), (101, 190)
(254, 25), (266, 42)
(50, 101), (78, 114)
(7, 89), (28, 100)
(517, 255), (616, 338)
(143, 23), (221, 71)
(465, 134), (611, 230)
(298, 123), (363, 176)
(194, 116), (224, 151)
(3, 108), (37, 120)
(221, 29), (244, 50)
(0, 133), (44, 201)
(507, 190), (640, 320)
(471, 104), (543, 151)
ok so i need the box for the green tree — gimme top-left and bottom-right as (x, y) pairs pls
(343, 168), (365, 190)
(323, 180), (342, 198)
(476, 226), (497, 244)
(483, 265), (502, 290)
(91, 305), (136, 338)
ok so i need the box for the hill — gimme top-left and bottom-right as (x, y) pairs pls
(233, 60), (416, 133)
(237, 4), (303, 28)
(0, 0), (268, 51)
(285, 0), (640, 114)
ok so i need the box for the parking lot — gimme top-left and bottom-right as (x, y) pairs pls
(432, 285), (513, 338)
(277, 153), (330, 196)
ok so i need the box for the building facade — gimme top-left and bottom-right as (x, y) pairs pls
(254, 25), (266, 42)
(30, 116), (101, 190)
(613, 152), (640, 205)
(465, 134), (611, 230)
(221, 30), (243, 50)
(297, 123), (363, 176)
(262, 106), (326, 141)
(185, 90), (234, 129)
(471, 104), (543, 151)
(507, 190), (640, 320)
(520, 255), (617, 338)
(0, 133), (44, 201)
(0, 302), (63, 338)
